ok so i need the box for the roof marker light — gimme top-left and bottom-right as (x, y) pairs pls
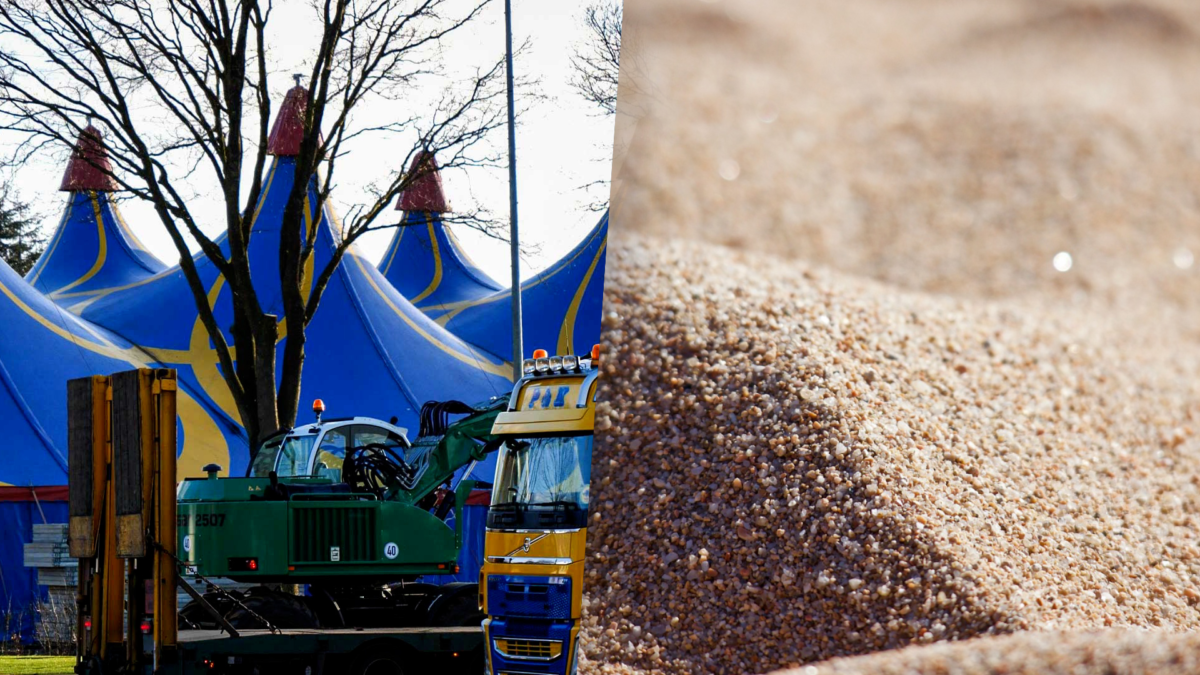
(532, 348), (548, 359)
(591, 344), (601, 361)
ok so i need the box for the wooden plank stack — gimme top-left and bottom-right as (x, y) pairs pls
(21, 523), (76, 644)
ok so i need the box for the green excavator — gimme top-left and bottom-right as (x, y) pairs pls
(176, 397), (506, 630)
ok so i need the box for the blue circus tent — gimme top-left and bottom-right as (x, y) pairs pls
(25, 125), (165, 300)
(429, 212), (608, 360)
(79, 86), (513, 478)
(378, 152), (502, 310)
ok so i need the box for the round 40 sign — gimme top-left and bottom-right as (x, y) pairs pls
(384, 542), (399, 560)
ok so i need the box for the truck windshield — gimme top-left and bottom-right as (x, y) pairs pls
(249, 434), (317, 478)
(491, 434), (592, 510)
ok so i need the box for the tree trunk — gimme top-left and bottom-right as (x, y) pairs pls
(253, 317), (281, 444)
(276, 158), (313, 432)
(230, 313), (260, 452)
(277, 327), (305, 431)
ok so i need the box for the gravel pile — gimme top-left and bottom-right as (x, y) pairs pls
(582, 0), (1200, 673)
(782, 629), (1200, 675)
(582, 238), (1200, 674)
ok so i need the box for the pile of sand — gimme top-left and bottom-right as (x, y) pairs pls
(582, 0), (1200, 673)
(786, 629), (1200, 675)
(582, 238), (1200, 674)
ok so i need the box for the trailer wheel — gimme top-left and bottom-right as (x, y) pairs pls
(225, 588), (320, 629)
(350, 644), (407, 675)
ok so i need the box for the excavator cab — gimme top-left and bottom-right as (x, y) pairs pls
(246, 418), (410, 480)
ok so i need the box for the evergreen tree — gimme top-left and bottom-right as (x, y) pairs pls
(0, 190), (44, 275)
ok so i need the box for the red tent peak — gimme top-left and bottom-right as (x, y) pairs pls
(268, 85), (313, 156)
(59, 124), (116, 192)
(396, 151), (450, 213)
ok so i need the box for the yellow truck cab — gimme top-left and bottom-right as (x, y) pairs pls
(481, 347), (598, 675)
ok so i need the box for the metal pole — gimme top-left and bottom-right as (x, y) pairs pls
(506, 0), (525, 381)
(505, 0), (523, 380)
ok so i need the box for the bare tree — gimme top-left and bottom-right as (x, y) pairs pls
(570, 2), (621, 116)
(568, 1), (622, 213)
(0, 0), (510, 448)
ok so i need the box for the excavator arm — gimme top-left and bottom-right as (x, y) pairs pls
(384, 395), (508, 505)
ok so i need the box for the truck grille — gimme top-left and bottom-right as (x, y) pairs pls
(494, 638), (562, 661)
(291, 506), (376, 563)
(487, 575), (572, 619)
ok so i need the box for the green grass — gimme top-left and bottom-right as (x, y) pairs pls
(0, 655), (74, 675)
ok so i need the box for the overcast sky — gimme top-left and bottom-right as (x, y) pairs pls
(1, 0), (616, 282)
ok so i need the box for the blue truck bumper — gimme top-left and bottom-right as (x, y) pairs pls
(484, 616), (577, 675)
